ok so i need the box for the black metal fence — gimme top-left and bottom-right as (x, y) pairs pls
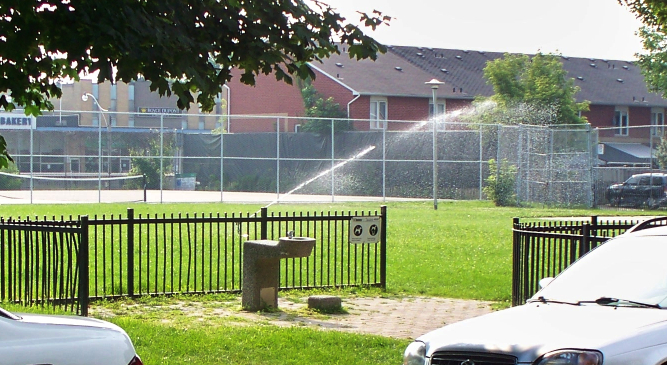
(0, 206), (386, 315)
(0, 217), (90, 315)
(512, 216), (643, 306)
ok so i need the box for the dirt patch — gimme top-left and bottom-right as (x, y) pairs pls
(92, 296), (494, 340)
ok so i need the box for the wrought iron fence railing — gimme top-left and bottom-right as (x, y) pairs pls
(0, 207), (386, 315)
(512, 216), (644, 306)
(0, 217), (89, 315)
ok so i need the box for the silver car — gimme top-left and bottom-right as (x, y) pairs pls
(0, 307), (142, 365)
(404, 218), (667, 365)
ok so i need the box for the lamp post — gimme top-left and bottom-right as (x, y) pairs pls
(82, 93), (109, 202)
(55, 81), (62, 126)
(425, 79), (444, 210)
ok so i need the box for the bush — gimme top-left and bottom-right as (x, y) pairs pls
(300, 84), (351, 135)
(483, 159), (518, 206)
(0, 162), (22, 190)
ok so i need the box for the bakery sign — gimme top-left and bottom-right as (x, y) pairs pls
(137, 107), (182, 117)
(0, 113), (36, 129)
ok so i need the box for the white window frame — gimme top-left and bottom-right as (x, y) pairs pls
(370, 97), (387, 130)
(614, 107), (629, 136)
(651, 107), (665, 136)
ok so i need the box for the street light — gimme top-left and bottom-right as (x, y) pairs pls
(55, 80), (62, 126)
(425, 78), (444, 210)
(82, 93), (110, 202)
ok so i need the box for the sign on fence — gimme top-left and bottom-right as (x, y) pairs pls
(349, 216), (381, 244)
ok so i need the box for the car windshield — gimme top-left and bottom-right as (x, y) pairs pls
(532, 234), (667, 308)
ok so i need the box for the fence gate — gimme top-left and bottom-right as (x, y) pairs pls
(0, 217), (89, 315)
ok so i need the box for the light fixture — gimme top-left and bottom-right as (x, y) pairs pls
(425, 78), (445, 210)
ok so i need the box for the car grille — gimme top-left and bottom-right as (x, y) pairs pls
(430, 352), (517, 365)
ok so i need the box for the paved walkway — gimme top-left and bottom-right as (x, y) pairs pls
(0, 189), (425, 204)
(270, 296), (495, 339)
(94, 296), (496, 340)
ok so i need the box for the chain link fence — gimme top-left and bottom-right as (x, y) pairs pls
(3, 110), (661, 208)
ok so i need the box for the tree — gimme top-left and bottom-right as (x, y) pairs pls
(656, 137), (667, 169)
(129, 136), (175, 189)
(300, 83), (351, 134)
(472, 53), (589, 125)
(620, 1), (667, 30)
(620, 1), (667, 98)
(0, 0), (389, 167)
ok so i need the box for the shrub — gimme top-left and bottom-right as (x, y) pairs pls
(0, 162), (22, 190)
(483, 159), (518, 206)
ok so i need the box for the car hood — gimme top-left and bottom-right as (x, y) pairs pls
(418, 302), (667, 362)
(18, 313), (122, 331)
(0, 313), (136, 365)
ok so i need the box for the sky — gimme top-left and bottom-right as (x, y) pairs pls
(324, 0), (647, 61)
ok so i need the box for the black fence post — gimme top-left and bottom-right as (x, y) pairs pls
(0, 226), (4, 301)
(511, 217), (520, 306)
(380, 205), (387, 290)
(580, 223), (591, 257)
(142, 175), (147, 202)
(260, 206), (268, 240)
(127, 208), (135, 297)
(78, 216), (90, 317)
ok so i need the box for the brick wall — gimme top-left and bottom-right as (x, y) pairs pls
(227, 71), (305, 132)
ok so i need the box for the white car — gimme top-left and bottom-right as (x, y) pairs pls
(404, 217), (667, 365)
(0, 307), (142, 365)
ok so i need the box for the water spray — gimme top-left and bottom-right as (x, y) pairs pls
(236, 145), (377, 237)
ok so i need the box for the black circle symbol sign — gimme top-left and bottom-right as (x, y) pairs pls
(353, 225), (363, 236)
(369, 224), (378, 237)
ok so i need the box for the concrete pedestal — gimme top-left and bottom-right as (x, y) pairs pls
(242, 237), (315, 311)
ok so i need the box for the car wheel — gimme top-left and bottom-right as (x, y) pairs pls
(610, 196), (621, 207)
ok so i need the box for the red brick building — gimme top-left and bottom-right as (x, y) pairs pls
(225, 45), (667, 165)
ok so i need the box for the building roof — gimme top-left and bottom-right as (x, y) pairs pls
(314, 45), (667, 107)
(599, 142), (654, 166)
(310, 46), (454, 98)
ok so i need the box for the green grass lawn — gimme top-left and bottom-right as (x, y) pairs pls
(0, 200), (655, 364)
(1, 199), (638, 301)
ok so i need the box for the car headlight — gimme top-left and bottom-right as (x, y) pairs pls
(403, 341), (426, 365)
(535, 349), (602, 365)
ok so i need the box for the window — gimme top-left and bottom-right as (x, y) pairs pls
(69, 158), (80, 173)
(370, 97), (387, 130)
(120, 158), (131, 173)
(652, 108), (665, 136)
(614, 107), (629, 136)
